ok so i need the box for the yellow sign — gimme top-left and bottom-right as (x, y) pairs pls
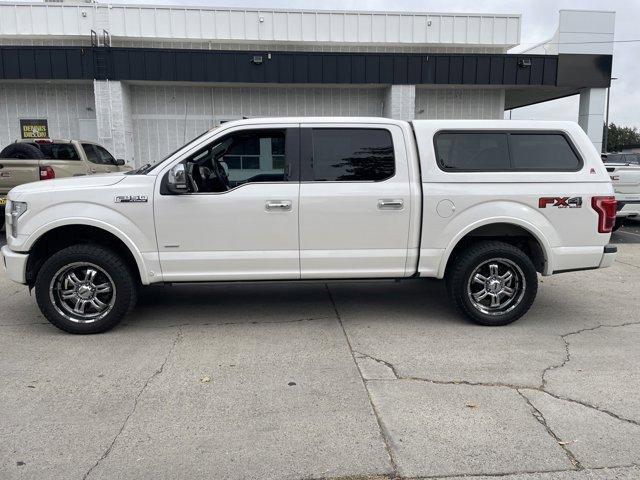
(20, 119), (49, 139)
(0, 197), (7, 206)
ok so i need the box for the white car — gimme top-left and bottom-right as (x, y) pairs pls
(602, 153), (640, 229)
(2, 118), (617, 334)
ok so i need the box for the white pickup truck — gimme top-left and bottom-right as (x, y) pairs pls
(601, 152), (640, 229)
(2, 118), (617, 334)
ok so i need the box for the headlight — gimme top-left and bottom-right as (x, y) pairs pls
(10, 201), (27, 237)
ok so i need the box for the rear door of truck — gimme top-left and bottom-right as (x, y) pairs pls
(298, 122), (414, 278)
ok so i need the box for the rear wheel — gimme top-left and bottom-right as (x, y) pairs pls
(35, 244), (138, 334)
(446, 241), (538, 326)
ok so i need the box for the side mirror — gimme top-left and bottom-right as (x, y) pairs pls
(167, 163), (188, 194)
(115, 158), (125, 166)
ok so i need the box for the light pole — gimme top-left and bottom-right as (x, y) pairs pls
(603, 76), (618, 153)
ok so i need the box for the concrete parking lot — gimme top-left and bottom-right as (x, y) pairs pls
(1, 224), (640, 480)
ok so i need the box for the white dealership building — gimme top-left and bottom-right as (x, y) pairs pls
(0, 1), (615, 166)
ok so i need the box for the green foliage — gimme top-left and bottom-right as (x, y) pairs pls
(603, 123), (640, 152)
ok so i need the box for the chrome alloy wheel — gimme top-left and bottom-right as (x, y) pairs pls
(467, 258), (526, 316)
(49, 262), (117, 323)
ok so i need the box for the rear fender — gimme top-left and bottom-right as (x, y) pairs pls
(437, 201), (558, 278)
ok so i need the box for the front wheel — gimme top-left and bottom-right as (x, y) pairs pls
(35, 244), (138, 334)
(446, 241), (538, 326)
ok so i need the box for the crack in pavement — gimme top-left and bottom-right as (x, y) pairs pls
(408, 463), (640, 479)
(325, 284), (398, 479)
(355, 351), (400, 379)
(341, 319), (640, 475)
(540, 321), (640, 391)
(82, 326), (183, 480)
(616, 259), (640, 269)
(516, 389), (583, 470)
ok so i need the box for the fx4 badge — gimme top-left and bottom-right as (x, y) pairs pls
(115, 195), (148, 203)
(538, 196), (582, 209)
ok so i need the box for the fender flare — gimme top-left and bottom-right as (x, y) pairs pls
(437, 216), (555, 278)
(23, 217), (153, 284)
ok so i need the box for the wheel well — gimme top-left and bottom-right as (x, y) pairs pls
(444, 223), (546, 275)
(25, 225), (141, 286)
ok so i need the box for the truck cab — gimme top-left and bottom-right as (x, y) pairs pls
(2, 118), (617, 334)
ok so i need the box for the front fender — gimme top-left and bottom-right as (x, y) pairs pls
(436, 201), (559, 278)
(12, 203), (160, 285)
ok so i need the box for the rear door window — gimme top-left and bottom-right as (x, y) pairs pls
(310, 128), (395, 181)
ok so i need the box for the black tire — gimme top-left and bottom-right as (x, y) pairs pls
(0, 142), (44, 160)
(35, 244), (138, 334)
(446, 241), (538, 326)
(612, 218), (624, 232)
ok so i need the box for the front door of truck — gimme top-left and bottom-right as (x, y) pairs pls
(82, 143), (118, 174)
(298, 124), (412, 278)
(153, 125), (301, 282)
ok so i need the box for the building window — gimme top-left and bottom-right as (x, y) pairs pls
(310, 128), (395, 182)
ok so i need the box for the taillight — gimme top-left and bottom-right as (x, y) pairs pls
(39, 166), (55, 180)
(591, 196), (617, 233)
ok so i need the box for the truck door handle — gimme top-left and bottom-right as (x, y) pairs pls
(378, 199), (404, 210)
(265, 200), (292, 211)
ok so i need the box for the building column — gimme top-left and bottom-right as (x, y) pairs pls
(578, 87), (607, 153)
(94, 80), (135, 165)
(382, 85), (416, 121)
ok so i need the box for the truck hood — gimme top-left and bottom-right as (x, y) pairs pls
(8, 173), (126, 197)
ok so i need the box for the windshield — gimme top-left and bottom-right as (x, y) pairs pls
(126, 129), (216, 175)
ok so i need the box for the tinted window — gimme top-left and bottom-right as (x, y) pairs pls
(625, 154), (640, 165)
(602, 153), (625, 164)
(178, 129), (290, 194)
(95, 145), (117, 165)
(35, 143), (79, 161)
(311, 129), (394, 181)
(435, 133), (509, 171)
(221, 131), (286, 183)
(509, 134), (580, 170)
(83, 144), (116, 165)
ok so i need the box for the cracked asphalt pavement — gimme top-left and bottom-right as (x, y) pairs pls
(1, 224), (640, 479)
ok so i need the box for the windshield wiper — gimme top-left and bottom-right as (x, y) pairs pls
(127, 163), (152, 175)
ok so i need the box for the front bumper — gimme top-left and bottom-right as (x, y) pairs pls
(1, 245), (29, 284)
(599, 244), (617, 269)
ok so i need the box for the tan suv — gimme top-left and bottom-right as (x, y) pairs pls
(0, 139), (131, 230)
